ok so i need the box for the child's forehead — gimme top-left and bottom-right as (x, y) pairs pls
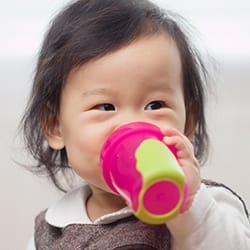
(64, 33), (183, 95)
(67, 32), (181, 78)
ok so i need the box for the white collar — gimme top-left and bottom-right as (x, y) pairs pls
(45, 185), (133, 228)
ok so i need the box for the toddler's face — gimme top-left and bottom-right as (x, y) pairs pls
(48, 33), (186, 194)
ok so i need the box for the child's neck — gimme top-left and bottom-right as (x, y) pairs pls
(86, 185), (126, 222)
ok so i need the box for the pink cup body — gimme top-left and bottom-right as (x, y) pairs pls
(101, 122), (172, 211)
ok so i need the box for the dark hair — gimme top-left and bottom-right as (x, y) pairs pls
(20, 0), (210, 191)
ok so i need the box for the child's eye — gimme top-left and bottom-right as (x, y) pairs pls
(94, 103), (116, 111)
(145, 100), (167, 110)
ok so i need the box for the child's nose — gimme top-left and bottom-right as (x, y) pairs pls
(114, 112), (153, 131)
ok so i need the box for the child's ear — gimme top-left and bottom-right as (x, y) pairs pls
(45, 123), (65, 150)
(184, 105), (197, 141)
(41, 106), (65, 150)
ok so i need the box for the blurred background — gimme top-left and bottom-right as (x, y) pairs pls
(0, 0), (249, 249)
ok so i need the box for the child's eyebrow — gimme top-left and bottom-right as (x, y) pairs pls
(144, 82), (177, 93)
(81, 88), (113, 97)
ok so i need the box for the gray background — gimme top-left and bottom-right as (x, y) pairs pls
(0, 0), (249, 249)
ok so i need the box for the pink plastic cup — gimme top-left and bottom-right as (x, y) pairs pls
(100, 122), (188, 224)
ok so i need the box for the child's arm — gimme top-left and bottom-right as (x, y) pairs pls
(162, 128), (250, 250)
(167, 183), (250, 250)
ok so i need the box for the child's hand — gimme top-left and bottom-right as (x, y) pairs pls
(162, 128), (201, 212)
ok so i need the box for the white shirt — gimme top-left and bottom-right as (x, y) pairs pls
(27, 183), (250, 250)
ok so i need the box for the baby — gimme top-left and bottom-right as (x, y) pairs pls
(22, 0), (250, 249)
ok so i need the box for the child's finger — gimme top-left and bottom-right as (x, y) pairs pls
(162, 127), (193, 148)
(162, 133), (193, 159)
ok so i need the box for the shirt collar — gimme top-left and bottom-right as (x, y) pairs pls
(45, 185), (133, 228)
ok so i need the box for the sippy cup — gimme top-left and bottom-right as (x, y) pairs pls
(100, 122), (188, 224)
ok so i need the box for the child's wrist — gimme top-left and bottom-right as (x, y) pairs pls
(181, 181), (201, 213)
